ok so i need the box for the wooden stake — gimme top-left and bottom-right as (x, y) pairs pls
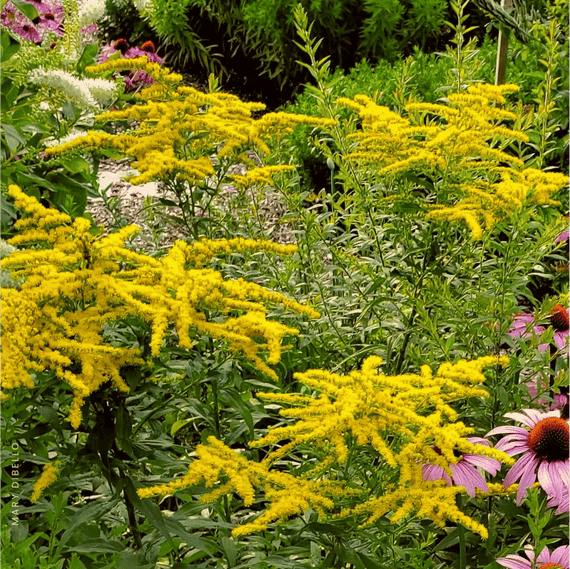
(495, 0), (513, 85)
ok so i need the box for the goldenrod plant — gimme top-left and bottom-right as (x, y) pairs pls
(138, 355), (515, 539)
(1, 185), (318, 427)
(45, 57), (337, 240)
(1, 3), (568, 568)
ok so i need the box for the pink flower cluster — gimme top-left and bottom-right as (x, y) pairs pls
(1, 0), (98, 45)
(1, 0), (64, 43)
(97, 39), (164, 90)
(497, 545), (569, 569)
(509, 304), (569, 352)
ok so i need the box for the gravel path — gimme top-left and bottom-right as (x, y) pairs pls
(87, 156), (294, 251)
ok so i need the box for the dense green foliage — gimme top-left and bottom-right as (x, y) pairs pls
(1, 0), (568, 568)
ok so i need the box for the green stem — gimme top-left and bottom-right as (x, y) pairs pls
(124, 488), (143, 549)
(456, 494), (467, 569)
(212, 376), (220, 438)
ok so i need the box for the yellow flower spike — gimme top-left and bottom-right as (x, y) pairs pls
(85, 56), (182, 85)
(2, 188), (317, 427)
(44, 83), (337, 188)
(136, 436), (353, 536)
(139, 355), (512, 537)
(339, 84), (565, 239)
(30, 462), (61, 503)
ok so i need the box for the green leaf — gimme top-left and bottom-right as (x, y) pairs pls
(221, 536), (238, 567)
(434, 528), (459, 551)
(11, 0), (38, 20)
(68, 538), (124, 553)
(2, 124), (26, 152)
(62, 101), (77, 121)
(60, 497), (120, 545)
(76, 43), (99, 74)
(59, 155), (92, 175)
(1, 31), (21, 63)
(68, 553), (87, 569)
(14, 172), (56, 192)
(355, 552), (383, 569)
(10, 522), (28, 543)
(1, 90), (12, 115)
(223, 388), (254, 438)
(1, 197), (17, 228)
(163, 518), (216, 556)
(123, 476), (174, 547)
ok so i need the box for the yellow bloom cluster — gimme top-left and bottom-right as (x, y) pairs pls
(253, 355), (512, 466)
(230, 165), (296, 189)
(342, 483), (489, 538)
(44, 69), (336, 188)
(137, 436), (355, 536)
(85, 56), (183, 85)
(30, 462), (61, 503)
(338, 84), (567, 239)
(1, 186), (318, 427)
(140, 355), (513, 537)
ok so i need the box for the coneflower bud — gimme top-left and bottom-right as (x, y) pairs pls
(141, 40), (156, 54)
(114, 38), (129, 54)
(550, 304), (569, 332)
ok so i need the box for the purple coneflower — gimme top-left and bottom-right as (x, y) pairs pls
(526, 377), (569, 417)
(14, 21), (41, 43)
(497, 544), (569, 569)
(509, 305), (569, 351)
(486, 409), (569, 511)
(38, 12), (63, 35)
(547, 481), (569, 514)
(555, 230), (569, 244)
(141, 40), (156, 53)
(125, 45), (163, 64)
(421, 437), (501, 496)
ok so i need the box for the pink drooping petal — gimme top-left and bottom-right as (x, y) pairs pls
(463, 454), (501, 475)
(422, 464), (451, 485)
(538, 460), (557, 497)
(504, 452), (536, 488)
(555, 459), (570, 486)
(467, 436), (491, 446)
(516, 455), (539, 505)
(496, 554), (532, 569)
(495, 437), (530, 454)
(504, 411), (538, 428)
(452, 462), (488, 496)
(487, 425), (529, 437)
(554, 330), (569, 350)
(549, 545), (570, 568)
(496, 440), (531, 456)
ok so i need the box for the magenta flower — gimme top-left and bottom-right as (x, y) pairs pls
(497, 544), (569, 569)
(421, 437), (501, 497)
(1, 0), (64, 41)
(509, 305), (569, 351)
(14, 21), (41, 42)
(547, 481), (569, 515)
(526, 377), (569, 416)
(555, 230), (569, 244)
(97, 40), (164, 91)
(38, 12), (64, 35)
(486, 409), (569, 510)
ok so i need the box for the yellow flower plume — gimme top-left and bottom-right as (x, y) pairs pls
(44, 72), (336, 190)
(138, 355), (514, 538)
(30, 462), (61, 503)
(339, 84), (567, 239)
(1, 186), (318, 427)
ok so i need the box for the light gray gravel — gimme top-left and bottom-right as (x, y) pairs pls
(87, 156), (294, 251)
